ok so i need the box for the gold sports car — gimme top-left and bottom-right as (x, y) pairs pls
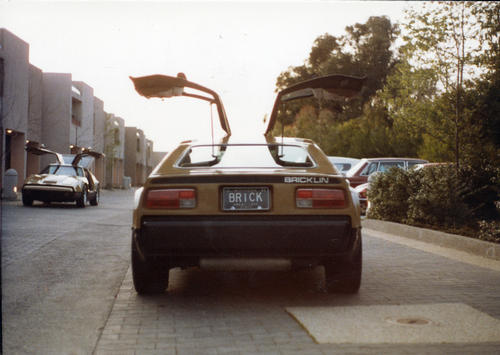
(130, 73), (365, 294)
(22, 146), (102, 208)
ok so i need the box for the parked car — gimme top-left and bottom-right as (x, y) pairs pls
(327, 156), (360, 174)
(354, 182), (369, 215)
(414, 162), (451, 170)
(345, 157), (428, 188)
(22, 146), (102, 207)
(129, 72), (365, 294)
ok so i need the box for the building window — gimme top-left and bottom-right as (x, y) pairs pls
(71, 85), (81, 96)
(5, 131), (12, 170)
(72, 98), (82, 126)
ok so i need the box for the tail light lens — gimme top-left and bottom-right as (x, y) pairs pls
(358, 188), (367, 199)
(354, 184), (368, 199)
(145, 188), (196, 209)
(296, 188), (346, 209)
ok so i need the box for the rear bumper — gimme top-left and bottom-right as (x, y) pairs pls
(135, 215), (356, 262)
(22, 185), (80, 202)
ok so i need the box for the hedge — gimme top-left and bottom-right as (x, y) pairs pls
(367, 164), (500, 240)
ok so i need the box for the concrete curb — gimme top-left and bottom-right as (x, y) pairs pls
(362, 218), (500, 261)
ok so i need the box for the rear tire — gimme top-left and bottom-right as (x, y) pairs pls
(325, 235), (362, 294)
(90, 189), (99, 206)
(131, 239), (169, 295)
(22, 194), (33, 206)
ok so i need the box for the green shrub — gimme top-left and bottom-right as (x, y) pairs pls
(406, 166), (471, 229)
(478, 220), (500, 243)
(458, 160), (500, 221)
(367, 161), (499, 240)
(367, 168), (421, 223)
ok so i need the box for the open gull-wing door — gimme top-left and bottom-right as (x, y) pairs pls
(25, 145), (64, 165)
(130, 73), (231, 136)
(72, 148), (104, 167)
(265, 74), (366, 135)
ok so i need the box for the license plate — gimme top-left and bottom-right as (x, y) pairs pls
(222, 187), (270, 211)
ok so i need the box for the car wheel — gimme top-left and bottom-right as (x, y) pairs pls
(22, 194), (33, 206)
(324, 235), (362, 294)
(76, 187), (87, 208)
(90, 189), (99, 206)
(131, 239), (169, 295)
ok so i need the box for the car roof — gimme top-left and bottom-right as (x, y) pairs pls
(328, 156), (360, 163)
(345, 157), (429, 176)
(361, 157), (428, 162)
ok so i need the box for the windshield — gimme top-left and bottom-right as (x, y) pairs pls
(41, 165), (84, 177)
(378, 161), (405, 172)
(176, 144), (315, 168)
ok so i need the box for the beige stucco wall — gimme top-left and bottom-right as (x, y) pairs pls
(0, 29), (30, 189)
(71, 81), (94, 150)
(42, 73), (72, 154)
(0, 29), (29, 134)
(105, 114), (125, 188)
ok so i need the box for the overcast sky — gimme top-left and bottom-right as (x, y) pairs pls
(1, 1), (411, 152)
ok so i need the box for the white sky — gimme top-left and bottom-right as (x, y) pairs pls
(0, 1), (410, 152)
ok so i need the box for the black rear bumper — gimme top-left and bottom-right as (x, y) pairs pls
(135, 215), (356, 261)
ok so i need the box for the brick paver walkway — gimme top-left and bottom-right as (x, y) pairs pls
(94, 231), (500, 354)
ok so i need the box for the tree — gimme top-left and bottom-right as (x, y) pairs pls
(470, 2), (500, 151)
(378, 58), (462, 161)
(274, 16), (399, 131)
(401, 2), (487, 167)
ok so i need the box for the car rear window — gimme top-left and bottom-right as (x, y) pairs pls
(176, 144), (315, 168)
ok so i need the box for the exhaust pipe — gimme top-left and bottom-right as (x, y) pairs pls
(200, 258), (292, 271)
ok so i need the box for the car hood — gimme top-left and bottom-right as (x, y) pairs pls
(24, 174), (81, 187)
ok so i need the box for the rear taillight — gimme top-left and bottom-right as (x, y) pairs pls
(145, 189), (196, 209)
(296, 188), (346, 209)
(354, 184), (368, 199)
